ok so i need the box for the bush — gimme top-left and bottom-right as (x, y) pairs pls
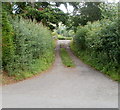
(72, 17), (120, 81)
(2, 16), (55, 79)
(74, 26), (88, 49)
(58, 35), (72, 40)
(2, 9), (15, 72)
(52, 32), (58, 36)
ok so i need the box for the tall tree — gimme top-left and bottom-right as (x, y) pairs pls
(68, 2), (102, 32)
(80, 2), (101, 23)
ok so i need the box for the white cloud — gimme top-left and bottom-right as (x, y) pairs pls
(59, 4), (74, 14)
(59, 4), (67, 13)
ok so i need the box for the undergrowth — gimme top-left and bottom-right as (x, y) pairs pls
(2, 9), (55, 81)
(70, 41), (120, 81)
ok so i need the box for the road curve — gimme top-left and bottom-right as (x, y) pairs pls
(2, 40), (118, 108)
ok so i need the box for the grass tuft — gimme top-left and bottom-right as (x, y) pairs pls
(60, 48), (75, 67)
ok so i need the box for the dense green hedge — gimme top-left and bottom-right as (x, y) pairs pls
(2, 9), (15, 72)
(71, 17), (120, 81)
(58, 35), (72, 40)
(2, 11), (55, 80)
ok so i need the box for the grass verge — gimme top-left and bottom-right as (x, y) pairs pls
(70, 41), (120, 82)
(60, 47), (75, 67)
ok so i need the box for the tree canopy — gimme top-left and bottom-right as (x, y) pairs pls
(2, 2), (107, 31)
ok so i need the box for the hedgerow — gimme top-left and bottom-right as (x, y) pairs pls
(2, 13), (55, 80)
(58, 35), (72, 40)
(2, 8), (15, 72)
(72, 15), (120, 81)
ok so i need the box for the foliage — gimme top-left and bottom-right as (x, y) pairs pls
(13, 2), (51, 14)
(68, 30), (75, 37)
(2, 2), (69, 30)
(55, 22), (75, 37)
(68, 2), (102, 32)
(22, 7), (68, 30)
(58, 35), (72, 40)
(52, 32), (58, 36)
(60, 48), (75, 67)
(74, 26), (88, 49)
(2, 2), (120, 82)
(72, 11), (120, 81)
(2, 2), (13, 14)
(70, 42), (120, 81)
(99, 3), (118, 20)
(2, 15), (55, 79)
(80, 2), (101, 23)
(2, 8), (15, 71)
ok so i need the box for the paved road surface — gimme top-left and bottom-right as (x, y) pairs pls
(2, 40), (118, 108)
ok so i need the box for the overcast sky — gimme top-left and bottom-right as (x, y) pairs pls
(59, 3), (74, 13)
(59, 0), (119, 13)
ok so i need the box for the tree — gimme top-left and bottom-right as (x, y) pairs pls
(80, 2), (101, 22)
(68, 2), (102, 32)
(5, 2), (69, 30)
(99, 3), (118, 20)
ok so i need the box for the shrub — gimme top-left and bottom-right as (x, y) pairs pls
(52, 32), (58, 36)
(58, 35), (72, 40)
(74, 26), (88, 49)
(2, 9), (15, 72)
(72, 17), (120, 81)
(2, 16), (55, 79)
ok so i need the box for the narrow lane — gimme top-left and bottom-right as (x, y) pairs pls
(2, 40), (118, 108)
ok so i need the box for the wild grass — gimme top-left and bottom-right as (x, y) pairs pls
(60, 48), (75, 67)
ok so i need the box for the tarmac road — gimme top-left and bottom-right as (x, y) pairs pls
(2, 40), (118, 108)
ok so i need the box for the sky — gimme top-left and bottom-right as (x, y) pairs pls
(59, 0), (119, 13)
(59, 3), (74, 13)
